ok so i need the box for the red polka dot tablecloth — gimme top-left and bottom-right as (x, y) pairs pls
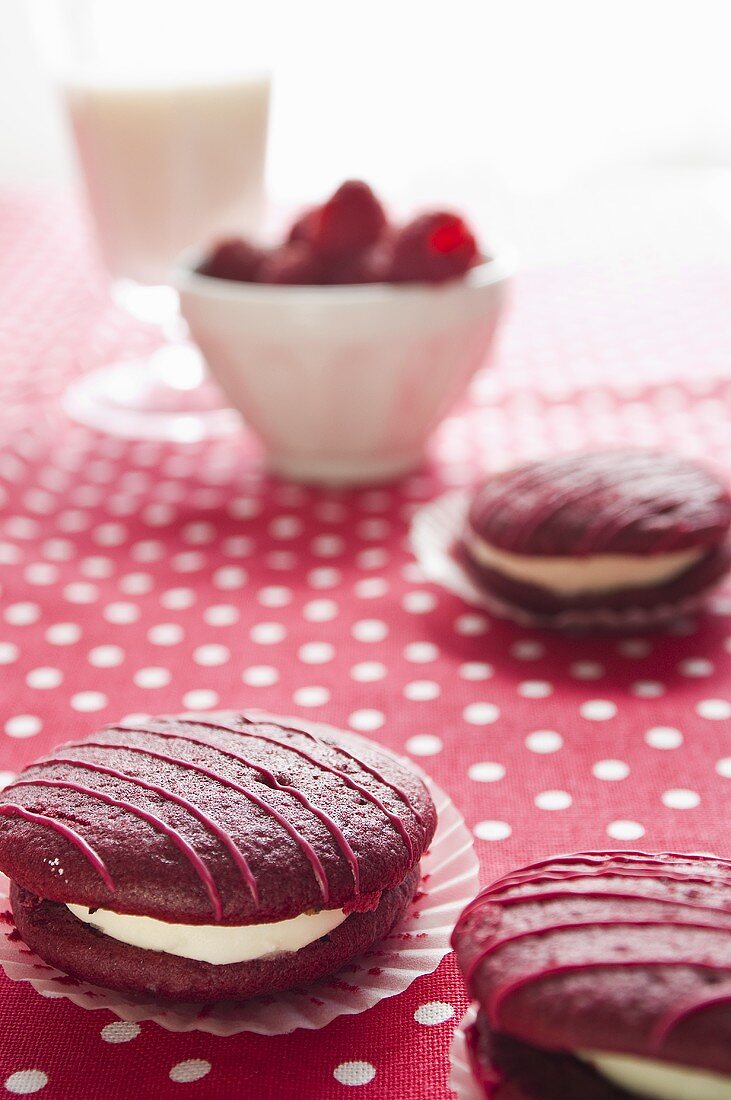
(0, 194), (730, 1099)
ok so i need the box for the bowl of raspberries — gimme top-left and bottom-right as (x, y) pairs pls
(177, 180), (512, 484)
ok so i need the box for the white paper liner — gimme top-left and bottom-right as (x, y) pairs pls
(0, 715), (479, 1036)
(449, 1005), (485, 1100)
(410, 489), (708, 632)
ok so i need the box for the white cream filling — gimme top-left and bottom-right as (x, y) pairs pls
(465, 531), (701, 596)
(580, 1050), (731, 1100)
(67, 903), (347, 965)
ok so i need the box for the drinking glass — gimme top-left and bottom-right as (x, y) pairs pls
(32, 0), (271, 441)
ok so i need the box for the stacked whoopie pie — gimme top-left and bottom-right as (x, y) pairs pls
(0, 712), (435, 1002)
(453, 851), (731, 1100)
(461, 449), (731, 627)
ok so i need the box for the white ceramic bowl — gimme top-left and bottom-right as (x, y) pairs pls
(176, 253), (513, 484)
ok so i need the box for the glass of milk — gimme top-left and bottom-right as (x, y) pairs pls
(32, 0), (271, 440)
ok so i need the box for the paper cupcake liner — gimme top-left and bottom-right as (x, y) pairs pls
(410, 489), (707, 632)
(449, 1005), (484, 1099)
(0, 715), (479, 1037)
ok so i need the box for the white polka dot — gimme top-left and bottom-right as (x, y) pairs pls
(454, 613), (489, 636)
(68, 689), (108, 713)
(88, 645), (125, 668)
(228, 496), (260, 519)
(593, 759), (630, 781)
(182, 689), (220, 711)
(250, 622), (286, 645)
(213, 566), (247, 590)
(349, 709), (385, 732)
(510, 640), (545, 660)
(193, 644), (230, 667)
(242, 665), (279, 687)
(414, 1001), (455, 1025)
(0, 642), (20, 664)
(79, 556), (114, 579)
(354, 577), (389, 599)
(160, 588), (196, 610)
(119, 572), (154, 596)
(580, 699), (617, 721)
(42, 538), (74, 562)
(182, 521), (216, 545)
(5, 715), (42, 739)
(463, 702), (500, 725)
(607, 819), (645, 841)
(459, 662), (493, 681)
(358, 518), (391, 540)
(131, 540), (165, 563)
(299, 642), (335, 664)
(645, 726), (683, 750)
(405, 734), (443, 756)
(715, 758), (731, 778)
(475, 820), (512, 841)
(4, 1070), (48, 1095)
(333, 1062), (376, 1086)
(203, 604), (239, 627)
(402, 590), (437, 614)
(350, 661), (387, 683)
(518, 680), (553, 699)
(134, 667), (171, 689)
(468, 761), (505, 782)
(662, 788), (701, 810)
(24, 562), (58, 586)
(63, 582), (99, 604)
(303, 599), (338, 623)
(616, 638), (652, 658)
(403, 642), (439, 664)
(696, 699), (731, 720)
(45, 623), (81, 646)
(257, 585), (293, 609)
(404, 680), (440, 701)
(26, 667), (63, 690)
(535, 789), (572, 810)
(307, 567), (341, 589)
(357, 548), (388, 570)
(4, 602), (40, 626)
(169, 1059), (211, 1084)
(103, 602), (140, 624)
(101, 1021), (140, 1043)
(0, 771), (16, 789)
(269, 515), (303, 540)
(632, 680), (665, 699)
(570, 661), (604, 680)
(93, 522), (128, 546)
(525, 729), (563, 754)
(147, 623), (184, 646)
(352, 619), (388, 643)
(293, 686), (331, 707)
(312, 534), (344, 557)
(678, 658), (714, 678)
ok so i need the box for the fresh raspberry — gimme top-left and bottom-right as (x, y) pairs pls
(198, 238), (264, 282)
(389, 212), (479, 283)
(325, 241), (392, 284)
(305, 180), (387, 258)
(258, 241), (326, 285)
(286, 208), (318, 243)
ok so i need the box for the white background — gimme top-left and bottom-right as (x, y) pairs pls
(3, 0), (731, 264)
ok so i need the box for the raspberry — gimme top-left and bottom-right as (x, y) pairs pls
(306, 180), (387, 258)
(198, 238), (264, 282)
(389, 212), (478, 283)
(325, 241), (392, 285)
(258, 241), (326, 285)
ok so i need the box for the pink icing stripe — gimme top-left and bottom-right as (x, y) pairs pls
(463, 917), (731, 986)
(34, 757), (259, 906)
(487, 960), (731, 1029)
(486, 887), (731, 920)
(0, 803), (115, 893)
(240, 712), (425, 828)
(7, 779), (223, 920)
(649, 992), (731, 1050)
(183, 717), (416, 861)
(104, 727), (355, 897)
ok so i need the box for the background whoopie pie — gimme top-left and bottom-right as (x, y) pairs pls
(0, 712), (436, 1002)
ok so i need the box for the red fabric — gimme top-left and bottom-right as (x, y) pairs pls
(0, 194), (729, 1099)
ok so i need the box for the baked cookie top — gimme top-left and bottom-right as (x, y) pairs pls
(0, 713), (436, 924)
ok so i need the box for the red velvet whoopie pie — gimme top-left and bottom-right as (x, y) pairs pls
(452, 851), (731, 1099)
(0, 712), (435, 1002)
